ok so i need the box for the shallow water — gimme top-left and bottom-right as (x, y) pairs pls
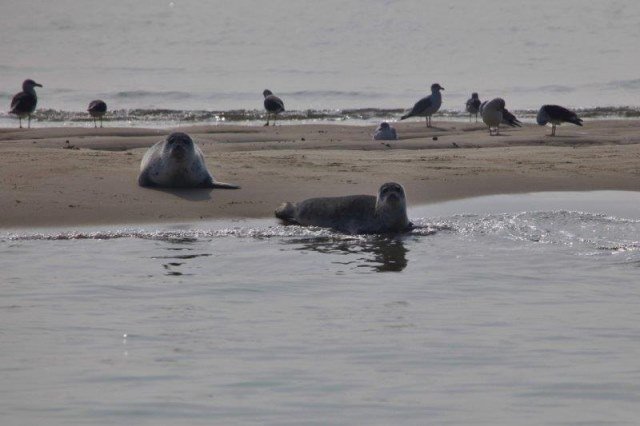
(2, 191), (640, 424)
(2, 0), (640, 126)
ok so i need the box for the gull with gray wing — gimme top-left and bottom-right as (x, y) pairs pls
(263, 89), (285, 126)
(481, 98), (521, 136)
(400, 83), (444, 128)
(536, 104), (583, 136)
(465, 92), (481, 122)
(87, 100), (107, 128)
(373, 122), (398, 141)
(10, 79), (42, 129)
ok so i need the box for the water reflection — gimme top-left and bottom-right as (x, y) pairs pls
(366, 238), (409, 272)
(152, 247), (211, 277)
(287, 236), (410, 272)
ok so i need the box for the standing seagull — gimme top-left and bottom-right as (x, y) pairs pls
(536, 105), (583, 136)
(263, 89), (285, 126)
(87, 100), (107, 128)
(481, 98), (521, 136)
(465, 92), (481, 122)
(400, 83), (444, 128)
(10, 79), (43, 129)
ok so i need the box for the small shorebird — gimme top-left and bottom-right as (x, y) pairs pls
(536, 104), (583, 136)
(465, 92), (481, 122)
(10, 79), (43, 128)
(263, 89), (285, 126)
(400, 83), (444, 128)
(87, 100), (107, 128)
(373, 122), (398, 141)
(481, 98), (521, 136)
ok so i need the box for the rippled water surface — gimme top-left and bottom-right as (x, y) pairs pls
(2, 192), (640, 425)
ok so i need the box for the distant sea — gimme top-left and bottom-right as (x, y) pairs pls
(1, 0), (639, 125)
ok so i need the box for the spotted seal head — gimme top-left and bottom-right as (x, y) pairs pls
(274, 182), (411, 234)
(138, 132), (240, 189)
(374, 182), (410, 231)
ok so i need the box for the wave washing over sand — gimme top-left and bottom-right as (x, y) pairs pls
(6, 210), (640, 256)
(1, 106), (639, 128)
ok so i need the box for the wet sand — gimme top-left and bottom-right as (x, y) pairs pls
(1, 120), (640, 228)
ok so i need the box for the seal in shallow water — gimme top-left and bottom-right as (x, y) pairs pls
(138, 132), (240, 189)
(274, 182), (412, 234)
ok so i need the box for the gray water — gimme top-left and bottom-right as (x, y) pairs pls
(2, 0), (640, 127)
(2, 191), (640, 425)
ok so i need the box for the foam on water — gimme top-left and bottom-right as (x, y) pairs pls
(5, 208), (639, 257)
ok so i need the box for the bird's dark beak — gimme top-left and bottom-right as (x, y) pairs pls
(35, 83), (43, 88)
(440, 87), (445, 91)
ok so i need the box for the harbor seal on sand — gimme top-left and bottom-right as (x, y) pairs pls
(275, 182), (412, 234)
(138, 132), (240, 189)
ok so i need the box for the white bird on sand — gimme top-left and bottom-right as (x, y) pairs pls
(536, 104), (583, 136)
(10, 79), (43, 129)
(263, 89), (285, 126)
(481, 98), (521, 136)
(400, 83), (444, 128)
(465, 92), (481, 122)
(373, 122), (398, 141)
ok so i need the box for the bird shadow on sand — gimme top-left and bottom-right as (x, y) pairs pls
(424, 126), (449, 132)
(461, 126), (487, 132)
(146, 187), (213, 201)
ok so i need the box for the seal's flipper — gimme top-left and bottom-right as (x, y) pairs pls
(211, 181), (240, 189)
(199, 176), (240, 189)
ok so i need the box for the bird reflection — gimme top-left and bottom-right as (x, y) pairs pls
(287, 236), (409, 272)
